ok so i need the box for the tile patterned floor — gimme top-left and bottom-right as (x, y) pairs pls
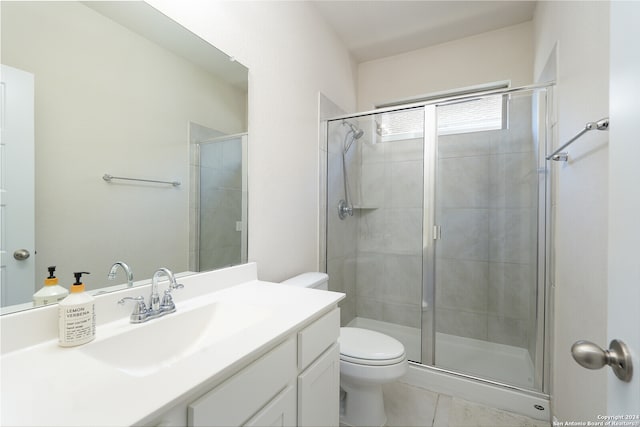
(381, 381), (551, 427)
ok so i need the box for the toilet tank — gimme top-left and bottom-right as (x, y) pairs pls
(281, 272), (329, 290)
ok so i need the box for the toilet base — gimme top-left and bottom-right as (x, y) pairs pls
(340, 381), (387, 427)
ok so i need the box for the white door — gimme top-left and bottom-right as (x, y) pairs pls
(606, 1), (640, 414)
(0, 64), (35, 306)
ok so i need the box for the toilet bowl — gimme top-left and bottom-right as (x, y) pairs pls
(339, 327), (407, 427)
(281, 273), (408, 427)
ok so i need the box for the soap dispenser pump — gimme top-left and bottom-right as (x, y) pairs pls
(58, 272), (96, 347)
(33, 266), (69, 307)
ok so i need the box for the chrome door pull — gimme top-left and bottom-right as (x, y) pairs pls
(571, 339), (633, 382)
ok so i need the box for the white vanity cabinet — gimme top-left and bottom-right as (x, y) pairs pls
(178, 307), (340, 427)
(296, 309), (341, 427)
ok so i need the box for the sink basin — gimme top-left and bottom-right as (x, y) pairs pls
(81, 301), (271, 377)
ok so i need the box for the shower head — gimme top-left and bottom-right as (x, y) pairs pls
(342, 120), (364, 155)
(343, 120), (364, 140)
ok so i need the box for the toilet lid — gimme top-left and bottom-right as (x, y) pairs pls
(339, 327), (406, 366)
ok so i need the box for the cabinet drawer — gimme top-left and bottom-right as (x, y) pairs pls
(188, 338), (296, 427)
(297, 308), (340, 370)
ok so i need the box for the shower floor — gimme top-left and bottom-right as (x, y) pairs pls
(346, 317), (535, 390)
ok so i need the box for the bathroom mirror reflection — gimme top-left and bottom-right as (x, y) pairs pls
(0, 1), (248, 313)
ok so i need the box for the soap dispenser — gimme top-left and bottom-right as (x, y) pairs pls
(33, 266), (69, 307)
(58, 272), (95, 347)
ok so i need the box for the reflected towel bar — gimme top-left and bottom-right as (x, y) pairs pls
(547, 118), (609, 161)
(103, 174), (181, 187)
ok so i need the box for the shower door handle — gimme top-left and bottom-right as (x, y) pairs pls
(571, 339), (633, 382)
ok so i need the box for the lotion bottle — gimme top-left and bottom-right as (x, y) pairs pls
(33, 266), (69, 307)
(58, 272), (95, 347)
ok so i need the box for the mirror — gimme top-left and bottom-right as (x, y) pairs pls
(0, 1), (248, 313)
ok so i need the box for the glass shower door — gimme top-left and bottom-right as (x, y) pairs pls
(325, 108), (426, 363)
(431, 89), (547, 391)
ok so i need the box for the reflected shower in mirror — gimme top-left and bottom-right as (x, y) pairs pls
(0, 1), (248, 313)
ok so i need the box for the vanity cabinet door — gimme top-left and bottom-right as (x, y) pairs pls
(297, 343), (340, 427)
(244, 384), (296, 427)
(188, 338), (296, 427)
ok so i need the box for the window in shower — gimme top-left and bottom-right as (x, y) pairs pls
(437, 95), (507, 135)
(376, 95), (507, 143)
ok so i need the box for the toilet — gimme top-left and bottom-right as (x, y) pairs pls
(281, 273), (408, 427)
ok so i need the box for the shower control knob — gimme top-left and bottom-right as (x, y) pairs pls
(571, 339), (633, 382)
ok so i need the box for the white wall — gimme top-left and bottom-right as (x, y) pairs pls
(533, 1), (610, 421)
(147, 0), (357, 281)
(357, 21), (533, 110)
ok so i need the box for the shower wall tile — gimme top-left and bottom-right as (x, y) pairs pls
(391, 160), (424, 208)
(487, 314), (528, 348)
(381, 300), (422, 329)
(355, 295), (384, 323)
(221, 140), (242, 170)
(327, 123), (346, 155)
(436, 259), (489, 313)
(493, 96), (533, 155)
(436, 308), (488, 341)
(389, 208), (424, 253)
(355, 253), (386, 299)
(489, 152), (536, 208)
(437, 208), (489, 261)
(438, 131), (495, 158)
(488, 262), (533, 320)
(200, 166), (241, 191)
(328, 255), (357, 326)
(488, 208), (535, 264)
(438, 156), (490, 209)
(199, 246), (241, 271)
(356, 278), (422, 328)
(200, 142), (223, 169)
(388, 138), (423, 162)
(357, 208), (389, 252)
(360, 162), (385, 206)
(383, 254), (423, 305)
(361, 138), (386, 164)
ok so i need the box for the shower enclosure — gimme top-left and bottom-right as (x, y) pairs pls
(325, 84), (551, 395)
(189, 128), (248, 273)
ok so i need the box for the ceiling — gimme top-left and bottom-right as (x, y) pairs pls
(310, 1), (537, 62)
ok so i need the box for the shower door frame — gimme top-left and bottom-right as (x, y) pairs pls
(325, 82), (554, 397)
(422, 85), (553, 397)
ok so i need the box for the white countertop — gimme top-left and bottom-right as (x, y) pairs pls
(0, 264), (344, 426)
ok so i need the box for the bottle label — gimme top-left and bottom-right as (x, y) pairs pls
(43, 295), (67, 305)
(59, 303), (95, 346)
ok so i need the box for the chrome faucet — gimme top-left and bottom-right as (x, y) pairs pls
(118, 267), (183, 323)
(108, 261), (134, 288)
(150, 267), (183, 314)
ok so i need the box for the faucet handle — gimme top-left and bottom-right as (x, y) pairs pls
(118, 296), (148, 322)
(160, 289), (176, 312)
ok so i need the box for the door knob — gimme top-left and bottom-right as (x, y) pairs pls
(571, 339), (633, 382)
(13, 249), (30, 260)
